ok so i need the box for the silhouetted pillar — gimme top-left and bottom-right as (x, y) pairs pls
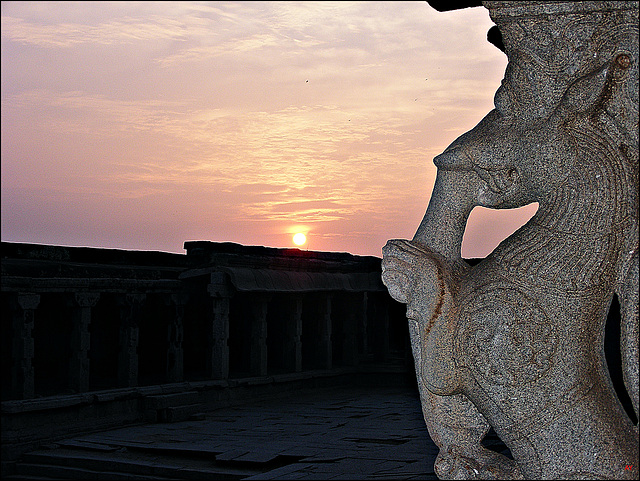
(250, 295), (270, 376)
(166, 293), (186, 383)
(341, 293), (365, 366)
(372, 293), (390, 361)
(318, 294), (332, 370)
(207, 273), (230, 380)
(9, 293), (39, 399)
(284, 296), (303, 372)
(117, 294), (145, 387)
(68, 292), (100, 393)
(360, 293), (369, 360)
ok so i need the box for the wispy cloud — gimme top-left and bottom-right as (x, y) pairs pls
(2, 1), (512, 255)
(0, 15), (204, 47)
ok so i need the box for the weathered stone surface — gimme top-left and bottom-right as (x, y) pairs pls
(382, 1), (639, 479)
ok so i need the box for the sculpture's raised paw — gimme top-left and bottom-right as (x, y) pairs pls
(381, 239), (441, 305)
(435, 445), (524, 480)
(381, 239), (413, 303)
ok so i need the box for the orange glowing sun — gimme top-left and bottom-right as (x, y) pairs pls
(293, 233), (307, 246)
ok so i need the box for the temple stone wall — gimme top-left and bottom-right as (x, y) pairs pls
(1, 241), (409, 461)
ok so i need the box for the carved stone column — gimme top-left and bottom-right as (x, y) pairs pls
(284, 296), (303, 372)
(361, 292), (369, 360)
(166, 293), (186, 383)
(317, 294), (333, 370)
(371, 293), (390, 362)
(382, 2), (639, 479)
(207, 272), (230, 380)
(340, 293), (365, 366)
(68, 292), (100, 393)
(249, 295), (270, 376)
(117, 294), (145, 388)
(9, 293), (40, 399)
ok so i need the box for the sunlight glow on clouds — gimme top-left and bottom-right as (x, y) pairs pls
(1, 1), (529, 257)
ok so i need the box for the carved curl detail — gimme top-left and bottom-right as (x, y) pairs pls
(455, 286), (557, 386)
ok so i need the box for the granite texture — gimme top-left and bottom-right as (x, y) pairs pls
(382, 1), (639, 479)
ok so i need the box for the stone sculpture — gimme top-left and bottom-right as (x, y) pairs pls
(382, 2), (639, 479)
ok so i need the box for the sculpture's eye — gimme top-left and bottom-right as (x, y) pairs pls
(615, 54), (631, 69)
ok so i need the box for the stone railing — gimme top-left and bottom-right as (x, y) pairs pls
(1, 241), (409, 461)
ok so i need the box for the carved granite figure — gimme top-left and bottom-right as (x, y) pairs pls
(382, 2), (639, 479)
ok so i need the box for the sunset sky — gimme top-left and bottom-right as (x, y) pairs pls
(1, 1), (537, 258)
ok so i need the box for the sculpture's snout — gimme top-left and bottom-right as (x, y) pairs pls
(432, 144), (474, 172)
(412, 168), (479, 260)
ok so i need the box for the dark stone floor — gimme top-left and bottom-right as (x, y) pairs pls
(8, 384), (512, 479)
(11, 385), (440, 479)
